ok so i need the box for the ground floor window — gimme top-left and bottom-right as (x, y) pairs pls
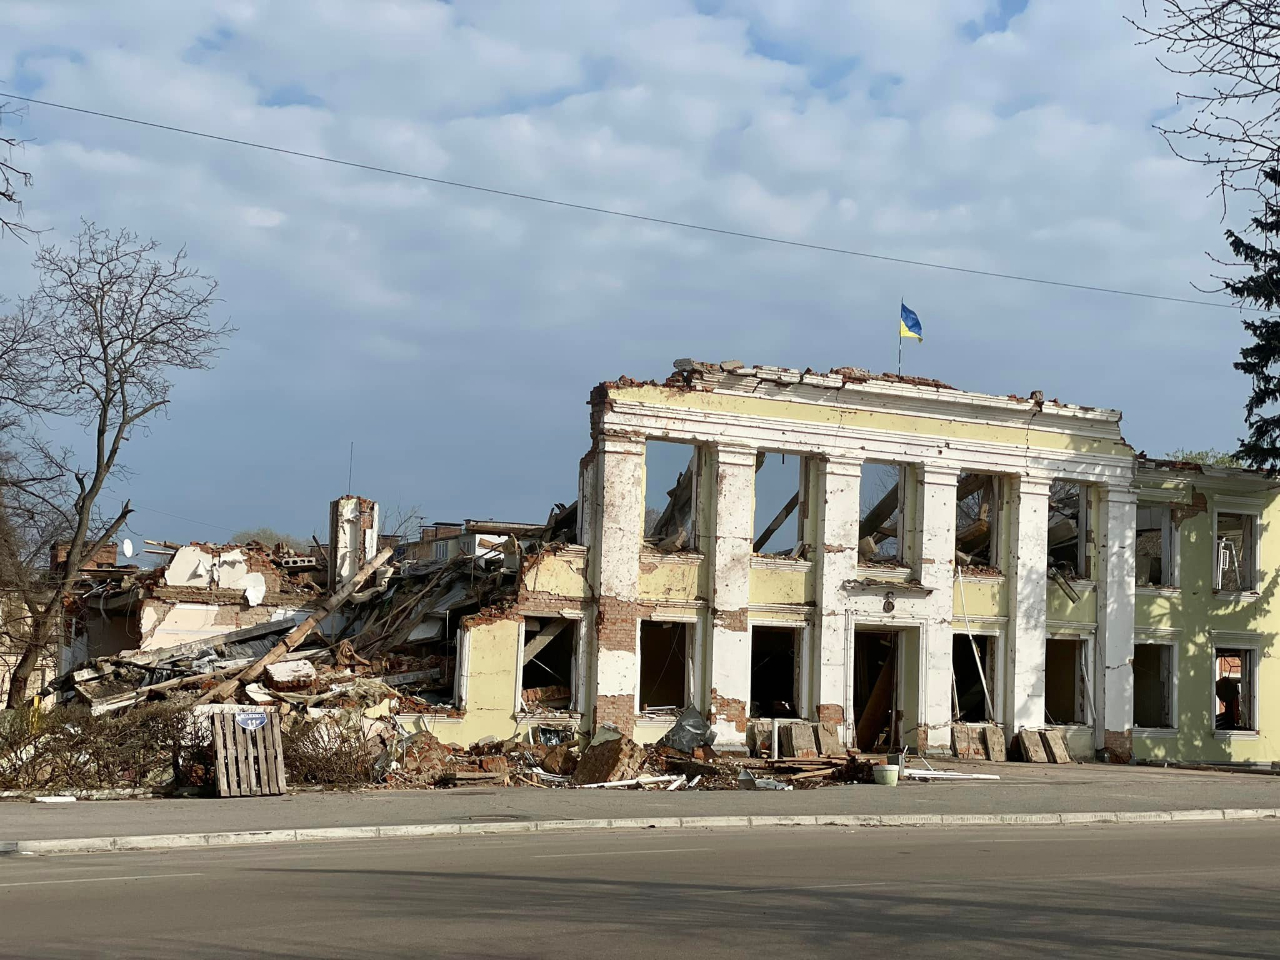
(638, 621), (689, 714)
(1044, 636), (1089, 726)
(952, 634), (996, 723)
(520, 617), (576, 712)
(1214, 647), (1256, 732)
(749, 624), (801, 718)
(1133, 642), (1174, 729)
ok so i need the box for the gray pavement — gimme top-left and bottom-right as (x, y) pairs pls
(2, 760), (1278, 842)
(0, 819), (1276, 958)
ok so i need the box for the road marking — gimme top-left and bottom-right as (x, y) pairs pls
(531, 847), (711, 860)
(0, 873), (202, 889)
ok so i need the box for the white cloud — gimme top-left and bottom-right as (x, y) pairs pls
(0, 0), (1248, 541)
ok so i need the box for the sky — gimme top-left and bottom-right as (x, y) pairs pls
(0, 0), (1257, 547)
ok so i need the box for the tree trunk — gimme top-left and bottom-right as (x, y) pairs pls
(5, 639), (44, 708)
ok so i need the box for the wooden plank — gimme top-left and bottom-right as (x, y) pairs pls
(254, 722), (273, 794)
(222, 715), (240, 798)
(197, 545), (395, 704)
(269, 713), (288, 794)
(213, 716), (230, 798)
(234, 720), (253, 796)
(243, 720), (262, 796)
(1018, 729), (1049, 763)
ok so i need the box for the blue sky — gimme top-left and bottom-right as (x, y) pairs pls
(0, 0), (1252, 545)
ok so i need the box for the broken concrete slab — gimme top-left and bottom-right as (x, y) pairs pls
(984, 726), (1007, 762)
(779, 723), (818, 760)
(1018, 729), (1049, 763)
(815, 721), (843, 756)
(1041, 729), (1073, 764)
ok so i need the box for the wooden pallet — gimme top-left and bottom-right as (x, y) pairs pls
(212, 710), (287, 797)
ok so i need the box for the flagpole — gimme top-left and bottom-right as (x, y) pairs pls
(898, 298), (903, 376)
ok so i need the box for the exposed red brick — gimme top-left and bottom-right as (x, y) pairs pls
(710, 688), (747, 733)
(816, 703), (844, 724)
(594, 693), (636, 737)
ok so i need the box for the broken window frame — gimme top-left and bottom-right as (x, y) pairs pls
(643, 440), (700, 550)
(951, 632), (1001, 724)
(1043, 634), (1093, 727)
(1047, 480), (1091, 579)
(954, 473), (1001, 572)
(1132, 639), (1177, 731)
(751, 451), (811, 558)
(1135, 502), (1178, 589)
(516, 616), (582, 716)
(859, 461), (908, 566)
(1213, 508), (1260, 593)
(636, 618), (695, 716)
(1213, 645), (1258, 735)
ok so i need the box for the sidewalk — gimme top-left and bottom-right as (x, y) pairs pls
(2, 761), (1278, 844)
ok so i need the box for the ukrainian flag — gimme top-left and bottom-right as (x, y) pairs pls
(899, 302), (924, 340)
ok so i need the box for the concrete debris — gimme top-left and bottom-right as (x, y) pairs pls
(571, 734), (645, 786)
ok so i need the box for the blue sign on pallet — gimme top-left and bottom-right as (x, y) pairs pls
(236, 711), (268, 731)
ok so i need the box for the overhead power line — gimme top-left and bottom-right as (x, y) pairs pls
(4, 92), (1253, 313)
(133, 504), (236, 532)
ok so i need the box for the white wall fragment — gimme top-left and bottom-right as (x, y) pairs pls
(163, 546), (214, 587)
(242, 572), (267, 607)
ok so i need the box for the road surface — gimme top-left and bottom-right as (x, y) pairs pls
(0, 821), (1275, 958)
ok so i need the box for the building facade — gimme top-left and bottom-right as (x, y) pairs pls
(424, 360), (1279, 765)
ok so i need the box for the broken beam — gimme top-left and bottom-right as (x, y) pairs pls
(753, 491), (799, 553)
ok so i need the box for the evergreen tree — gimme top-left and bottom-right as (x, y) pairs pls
(1228, 168), (1280, 472)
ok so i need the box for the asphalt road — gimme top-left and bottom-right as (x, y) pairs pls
(1, 821), (1276, 959)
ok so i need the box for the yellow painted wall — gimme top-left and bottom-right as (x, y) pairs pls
(749, 561), (812, 607)
(522, 548), (589, 600)
(612, 384), (1131, 458)
(398, 619), (587, 747)
(1134, 482), (1280, 763)
(1048, 582), (1097, 624)
(638, 556), (704, 603)
(952, 577), (1006, 622)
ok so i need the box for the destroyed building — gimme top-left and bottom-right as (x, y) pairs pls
(46, 361), (1280, 768)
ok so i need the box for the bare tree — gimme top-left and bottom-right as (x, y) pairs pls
(0, 100), (35, 242)
(0, 222), (232, 706)
(1132, 2), (1280, 211)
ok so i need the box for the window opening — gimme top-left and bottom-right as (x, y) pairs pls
(1044, 636), (1089, 725)
(955, 473), (999, 570)
(859, 462), (905, 564)
(753, 452), (808, 557)
(1136, 504), (1174, 587)
(952, 634), (995, 723)
(638, 621), (689, 714)
(1215, 512), (1256, 591)
(1214, 647), (1254, 731)
(1048, 481), (1089, 578)
(644, 441), (697, 549)
(749, 625), (801, 718)
(1133, 643), (1173, 728)
(521, 617), (575, 713)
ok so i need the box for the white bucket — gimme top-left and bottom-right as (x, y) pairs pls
(872, 765), (899, 786)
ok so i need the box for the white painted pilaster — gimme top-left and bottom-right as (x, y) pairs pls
(815, 456), (862, 742)
(708, 443), (756, 743)
(918, 464), (960, 753)
(1096, 483), (1138, 752)
(592, 435), (646, 707)
(1007, 474), (1051, 733)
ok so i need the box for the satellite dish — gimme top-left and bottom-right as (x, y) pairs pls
(122, 538), (134, 559)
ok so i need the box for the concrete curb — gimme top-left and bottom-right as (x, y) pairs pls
(1, 808), (1274, 857)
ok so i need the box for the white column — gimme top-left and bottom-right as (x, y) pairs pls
(590, 434), (646, 736)
(1007, 475), (1051, 732)
(815, 456), (862, 742)
(918, 464), (960, 754)
(1096, 484), (1138, 757)
(708, 444), (756, 743)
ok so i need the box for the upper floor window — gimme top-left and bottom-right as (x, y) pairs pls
(753, 452), (810, 558)
(859, 461), (906, 565)
(644, 441), (698, 550)
(1048, 481), (1090, 578)
(1215, 646), (1257, 732)
(1214, 511), (1258, 592)
(1136, 503), (1176, 588)
(956, 472), (1000, 571)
